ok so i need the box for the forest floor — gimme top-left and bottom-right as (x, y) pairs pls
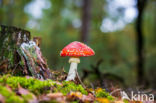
(0, 75), (146, 103)
(0, 75), (131, 103)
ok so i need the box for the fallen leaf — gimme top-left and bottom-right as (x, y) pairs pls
(95, 88), (103, 93)
(17, 84), (38, 103)
(67, 92), (95, 102)
(114, 100), (125, 103)
(47, 93), (64, 99)
(0, 94), (5, 103)
(96, 98), (109, 103)
(17, 85), (30, 95)
(82, 93), (95, 102)
(47, 93), (66, 103)
(70, 92), (83, 99)
(6, 85), (13, 92)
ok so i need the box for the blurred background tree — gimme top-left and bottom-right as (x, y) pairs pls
(0, 0), (155, 89)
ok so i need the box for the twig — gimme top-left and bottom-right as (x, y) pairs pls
(76, 70), (86, 89)
(90, 83), (94, 89)
(12, 62), (20, 74)
(110, 88), (121, 95)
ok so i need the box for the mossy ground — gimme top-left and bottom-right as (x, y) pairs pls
(0, 75), (117, 103)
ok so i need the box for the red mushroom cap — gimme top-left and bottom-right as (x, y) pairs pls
(60, 41), (95, 57)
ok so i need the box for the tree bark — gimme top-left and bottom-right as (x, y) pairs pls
(0, 25), (52, 79)
(80, 0), (91, 43)
(136, 0), (147, 85)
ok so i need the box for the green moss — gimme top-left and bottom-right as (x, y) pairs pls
(123, 99), (129, 103)
(39, 100), (59, 103)
(19, 60), (25, 66)
(53, 81), (88, 95)
(0, 75), (120, 103)
(0, 82), (38, 103)
(0, 75), (54, 94)
(95, 88), (114, 100)
(21, 94), (34, 103)
(0, 75), (88, 96)
(6, 96), (24, 103)
(0, 85), (24, 103)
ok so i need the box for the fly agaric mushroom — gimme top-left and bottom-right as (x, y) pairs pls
(60, 41), (95, 81)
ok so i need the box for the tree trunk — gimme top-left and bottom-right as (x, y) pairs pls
(80, 0), (91, 43)
(136, 0), (147, 85)
(0, 25), (52, 79)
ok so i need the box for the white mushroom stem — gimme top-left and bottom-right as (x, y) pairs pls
(66, 57), (80, 81)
